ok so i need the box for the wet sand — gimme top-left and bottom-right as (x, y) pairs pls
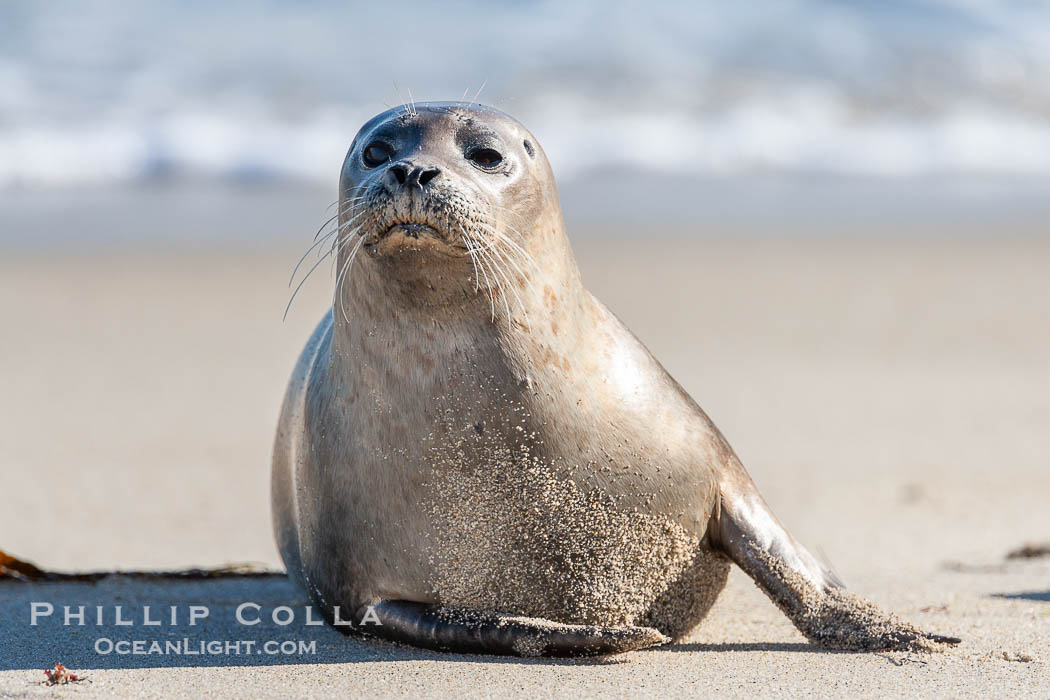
(1, 240), (1048, 696)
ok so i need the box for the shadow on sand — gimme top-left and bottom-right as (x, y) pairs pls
(654, 641), (816, 653)
(0, 576), (649, 671)
(2, 569), (846, 672)
(991, 591), (1050, 603)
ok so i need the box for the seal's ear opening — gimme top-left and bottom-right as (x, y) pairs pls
(523, 140), (535, 158)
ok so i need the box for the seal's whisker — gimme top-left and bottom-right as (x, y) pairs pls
(334, 227), (364, 289)
(456, 227), (499, 253)
(477, 221), (540, 275)
(334, 242), (357, 324)
(324, 196), (364, 215)
(476, 247), (511, 324)
(313, 199), (365, 242)
(329, 223), (364, 275)
(329, 213), (366, 254)
(496, 232), (540, 276)
(284, 244), (336, 321)
(477, 222), (531, 264)
(481, 240), (531, 331)
(392, 80), (409, 118)
(483, 209), (533, 243)
(477, 221), (532, 266)
(311, 212), (342, 244)
(467, 237), (499, 323)
(314, 198), (358, 231)
(461, 233), (484, 293)
(336, 233), (366, 324)
(289, 227), (340, 287)
(327, 226), (357, 276)
(291, 208), (365, 289)
(458, 225), (496, 321)
(475, 223), (535, 289)
(297, 212), (364, 285)
(335, 213), (365, 240)
(470, 232), (515, 326)
(493, 251), (537, 312)
(285, 218), (366, 319)
(471, 79), (487, 105)
(301, 205), (362, 264)
(477, 200), (537, 262)
(484, 215), (540, 265)
(482, 232), (533, 323)
(485, 200), (534, 227)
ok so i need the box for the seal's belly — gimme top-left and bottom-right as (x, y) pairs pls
(422, 440), (728, 636)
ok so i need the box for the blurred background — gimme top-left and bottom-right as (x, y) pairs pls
(1, 1), (1047, 577)
(4, 0), (1050, 244)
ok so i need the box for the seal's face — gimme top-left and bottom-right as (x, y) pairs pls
(336, 102), (555, 306)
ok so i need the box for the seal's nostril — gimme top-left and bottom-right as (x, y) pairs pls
(390, 164), (408, 185)
(418, 167), (440, 186)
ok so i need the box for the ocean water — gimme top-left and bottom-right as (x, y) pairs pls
(2, 0), (1050, 188)
(2, 1), (1049, 247)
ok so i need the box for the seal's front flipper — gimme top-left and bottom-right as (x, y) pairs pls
(356, 600), (668, 657)
(714, 479), (961, 651)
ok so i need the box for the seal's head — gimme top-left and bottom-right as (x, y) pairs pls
(335, 102), (574, 318)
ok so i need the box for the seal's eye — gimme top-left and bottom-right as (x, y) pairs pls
(468, 148), (503, 170)
(362, 143), (391, 168)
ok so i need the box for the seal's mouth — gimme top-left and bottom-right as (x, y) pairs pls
(381, 223), (440, 241)
(364, 220), (468, 256)
(365, 223), (442, 254)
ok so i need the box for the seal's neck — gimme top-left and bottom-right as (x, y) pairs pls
(330, 219), (587, 381)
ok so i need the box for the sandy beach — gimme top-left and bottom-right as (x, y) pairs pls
(1, 240), (1048, 697)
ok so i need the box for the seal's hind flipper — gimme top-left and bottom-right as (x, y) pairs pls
(714, 481), (961, 651)
(356, 600), (668, 657)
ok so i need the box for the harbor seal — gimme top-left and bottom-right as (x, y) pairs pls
(272, 102), (959, 656)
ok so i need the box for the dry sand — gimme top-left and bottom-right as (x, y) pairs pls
(1, 240), (1048, 697)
